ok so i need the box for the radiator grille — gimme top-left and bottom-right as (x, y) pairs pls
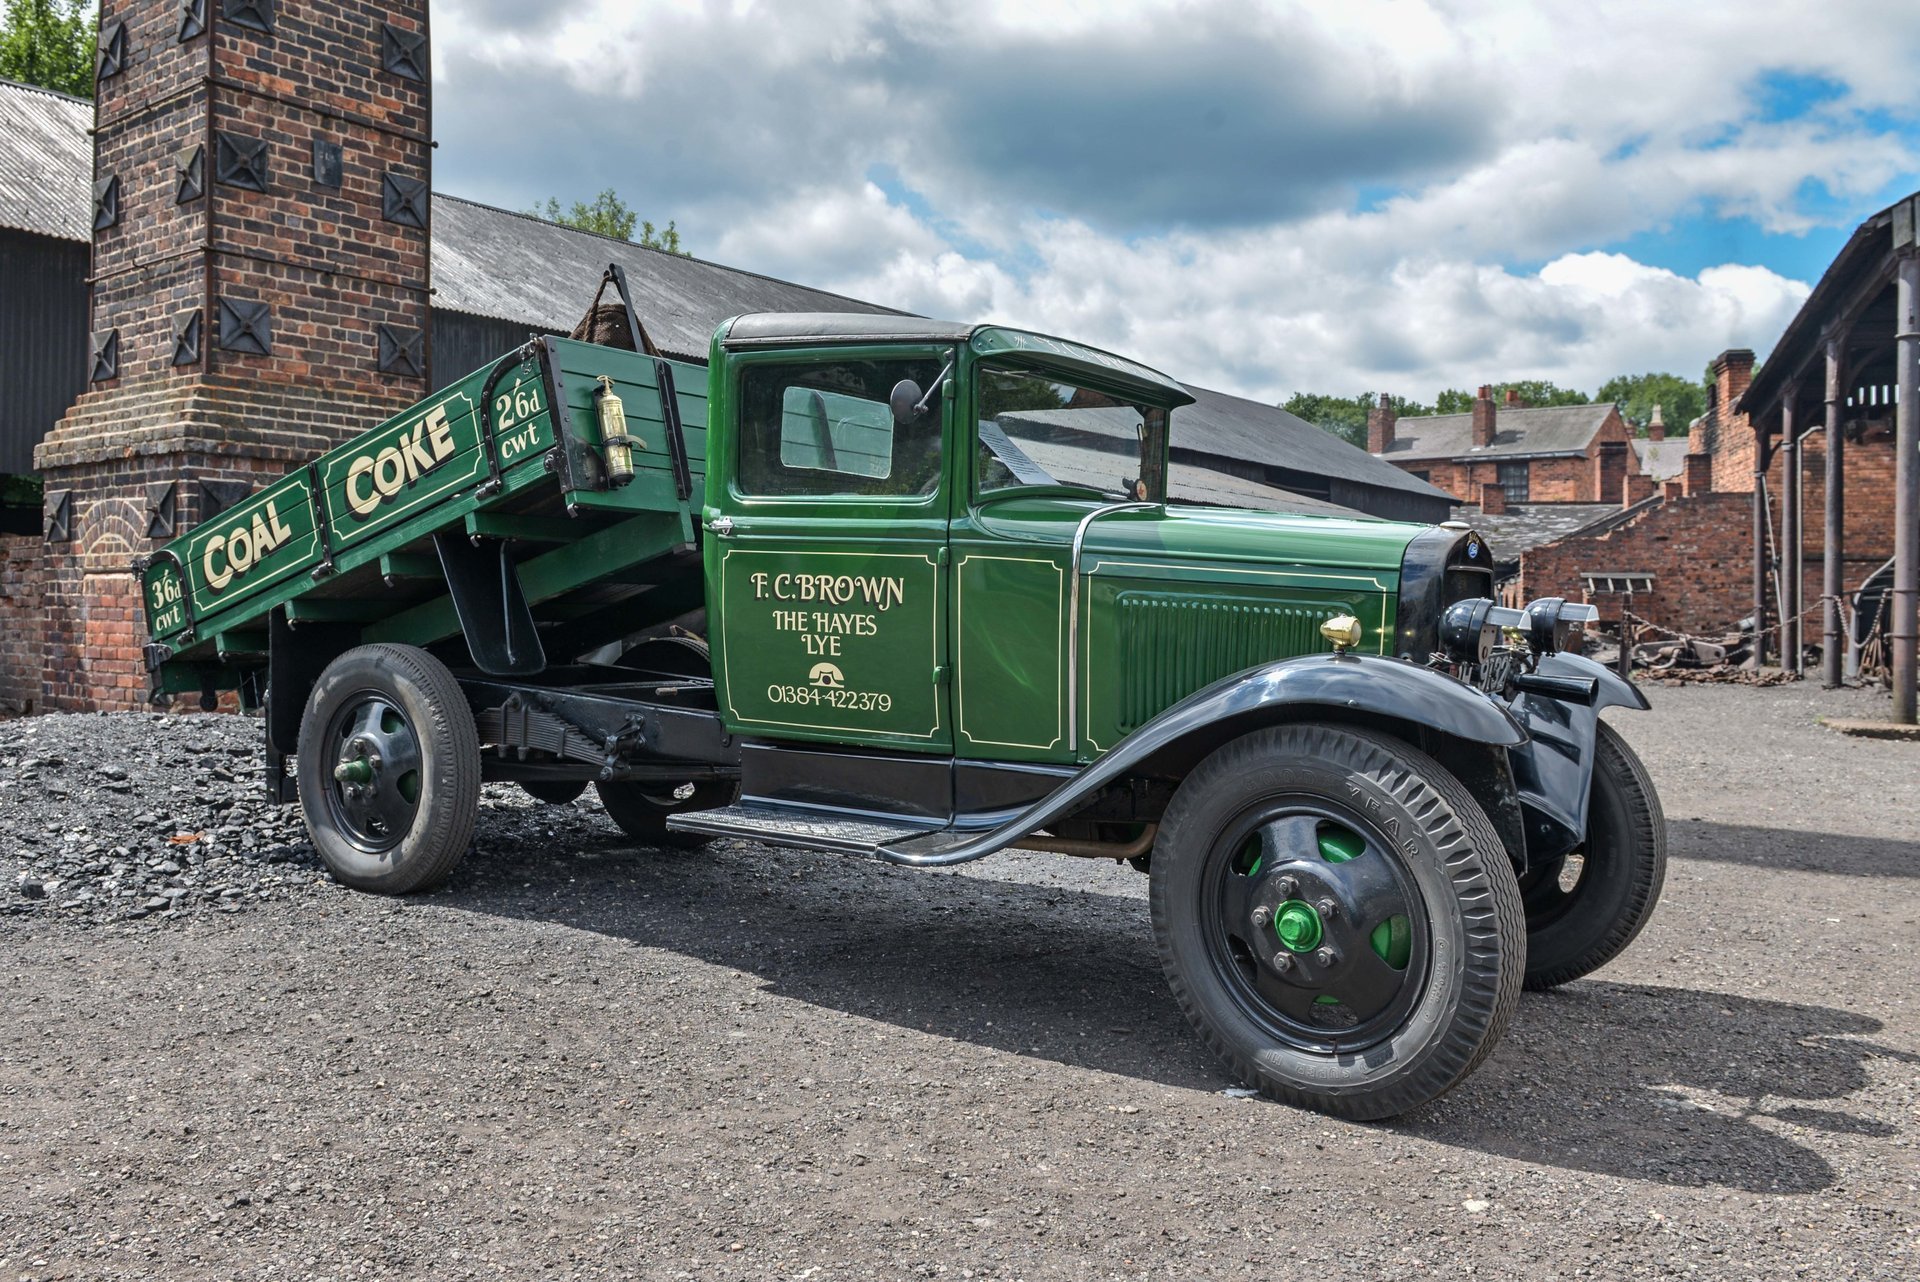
(1115, 594), (1327, 732)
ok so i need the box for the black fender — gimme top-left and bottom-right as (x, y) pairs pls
(881, 653), (1525, 866)
(1504, 651), (1649, 863)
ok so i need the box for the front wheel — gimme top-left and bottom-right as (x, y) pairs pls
(1520, 720), (1667, 989)
(296, 644), (481, 894)
(1150, 723), (1525, 1121)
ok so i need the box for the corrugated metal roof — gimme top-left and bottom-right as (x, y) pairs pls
(430, 195), (910, 361)
(988, 417), (1367, 516)
(1380, 403), (1617, 462)
(1178, 385), (1452, 501)
(0, 79), (90, 242)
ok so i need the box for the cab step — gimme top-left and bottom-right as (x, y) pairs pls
(666, 803), (949, 857)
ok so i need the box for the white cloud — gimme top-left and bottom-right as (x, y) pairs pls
(430, 0), (1915, 403)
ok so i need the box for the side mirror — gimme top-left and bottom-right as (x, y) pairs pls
(888, 379), (925, 427)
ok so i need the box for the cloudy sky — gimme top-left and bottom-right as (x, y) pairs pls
(430, 0), (1920, 404)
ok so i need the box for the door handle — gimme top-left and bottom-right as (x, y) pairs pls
(706, 515), (735, 538)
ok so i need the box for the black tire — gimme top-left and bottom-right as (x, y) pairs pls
(519, 780), (588, 806)
(296, 644), (480, 894)
(1520, 720), (1667, 990)
(596, 780), (734, 849)
(1150, 722), (1525, 1121)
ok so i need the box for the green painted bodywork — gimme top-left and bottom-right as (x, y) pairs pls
(145, 318), (1432, 768)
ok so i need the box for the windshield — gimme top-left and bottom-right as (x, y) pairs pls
(974, 362), (1169, 502)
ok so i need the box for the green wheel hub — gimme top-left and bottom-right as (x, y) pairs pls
(1273, 899), (1324, 953)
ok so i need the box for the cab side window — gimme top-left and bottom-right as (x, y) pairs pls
(737, 356), (945, 498)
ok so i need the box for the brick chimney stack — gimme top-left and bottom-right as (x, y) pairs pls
(1594, 439), (1629, 503)
(32, 0), (432, 710)
(1478, 482), (1507, 514)
(1504, 387), (1524, 409)
(1711, 349), (1756, 412)
(1366, 392), (1397, 454)
(1471, 385), (1497, 448)
(1647, 403), (1666, 441)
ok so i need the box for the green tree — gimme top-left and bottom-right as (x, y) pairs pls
(0, 0), (96, 98)
(1420, 381), (1590, 415)
(1281, 392), (1433, 448)
(532, 189), (687, 254)
(1596, 371), (1707, 436)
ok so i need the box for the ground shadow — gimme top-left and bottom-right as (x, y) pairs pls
(446, 825), (1906, 1194)
(1672, 821), (1920, 878)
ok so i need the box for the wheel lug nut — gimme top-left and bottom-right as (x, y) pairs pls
(1315, 947), (1337, 967)
(1272, 953), (1293, 973)
(1251, 906), (1272, 928)
(1316, 897), (1337, 919)
(1275, 875), (1299, 898)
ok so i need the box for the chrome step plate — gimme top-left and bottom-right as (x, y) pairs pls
(666, 803), (946, 857)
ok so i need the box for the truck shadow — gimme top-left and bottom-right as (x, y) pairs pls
(450, 828), (1904, 1195)
(1670, 820), (1920, 879)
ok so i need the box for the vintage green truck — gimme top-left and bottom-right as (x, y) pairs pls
(140, 286), (1665, 1119)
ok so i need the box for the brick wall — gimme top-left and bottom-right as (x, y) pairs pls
(1763, 433), (1900, 607)
(33, 0), (431, 710)
(1517, 492), (1758, 635)
(1383, 405), (1637, 504)
(0, 534), (44, 712)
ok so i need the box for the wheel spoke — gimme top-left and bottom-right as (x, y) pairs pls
(1254, 814), (1321, 870)
(367, 781), (418, 839)
(1251, 964), (1322, 1023)
(1329, 948), (1407, 1018)
(1326, 846), (1410, 924)
(1219, 870), (1258, 938)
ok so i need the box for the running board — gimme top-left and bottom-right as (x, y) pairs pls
(666, 803), (956, 858)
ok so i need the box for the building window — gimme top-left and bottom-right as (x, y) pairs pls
(1581, 573), (1654, 595)
(1496, 460), (1529, 503)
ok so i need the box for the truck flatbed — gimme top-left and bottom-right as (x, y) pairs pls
(140, 336), (707, 697)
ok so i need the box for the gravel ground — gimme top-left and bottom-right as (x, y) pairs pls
(2, 682), (1916, 1280)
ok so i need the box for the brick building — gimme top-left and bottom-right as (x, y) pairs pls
(1367, 386), (1652, 507)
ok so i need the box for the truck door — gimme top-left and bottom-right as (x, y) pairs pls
(704, 346), (954, 755)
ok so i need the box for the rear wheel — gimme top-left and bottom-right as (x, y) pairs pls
(519, 779), (588, 806)
(296, 644), (480, 894)
(596, 779), (733, 849)
(1520, 720), (1666, 989)
(1150, 723), (1525, 1120)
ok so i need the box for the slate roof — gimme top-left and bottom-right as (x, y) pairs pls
(1452, 502), (1630, 564)
(0, 79), (90, 241)
(430, 195), (911, 361)
(1380, 403), (1618, 463)
(989, 409), (1368, 517)
(1176, 386), (1451, 501)
(1632, 438), (1688, 481)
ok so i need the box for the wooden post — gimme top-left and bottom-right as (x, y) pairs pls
(1894, 252), (1919, 723)
(1782, 388), (1802, 673)
(1823, 333), (1847, 688)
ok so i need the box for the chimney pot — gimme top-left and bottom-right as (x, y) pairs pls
(1647, 403), (1666, 441)
(1504, 387), (1522, 408)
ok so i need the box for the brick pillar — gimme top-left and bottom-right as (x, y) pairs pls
(1471, 385), (1497, 448)
(1683, 451), (1712, 496)
(1623, 473), (1655, 506)
(34, 0), (432, 710)
(1366, 392), (1396, 454)
(1478, 482), (1507, 514)
(1663, 481), (1685, 501)
(1593, 440), (1628, 503)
